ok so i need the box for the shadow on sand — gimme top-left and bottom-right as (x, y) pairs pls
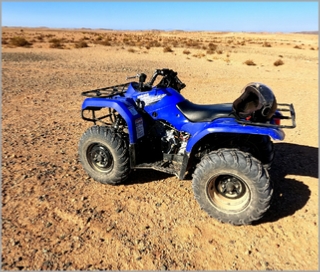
(253, 142), (318, 225)
(124, 143), (318, 224)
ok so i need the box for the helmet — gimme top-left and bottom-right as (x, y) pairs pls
(232, 82), (277, 121)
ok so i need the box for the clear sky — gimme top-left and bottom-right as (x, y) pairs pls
(1, 1), (319, 32)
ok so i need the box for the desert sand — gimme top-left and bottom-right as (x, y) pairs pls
(1, 27), (318, 270)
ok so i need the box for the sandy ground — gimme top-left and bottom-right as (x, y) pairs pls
(1, 27), (319, 270)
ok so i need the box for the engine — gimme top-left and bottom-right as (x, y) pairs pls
(151, 121), (189, 155)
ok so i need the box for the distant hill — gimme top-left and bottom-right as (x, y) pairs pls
(294, 31), (318, 35)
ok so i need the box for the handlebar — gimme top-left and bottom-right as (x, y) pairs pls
(148, 69), (174, 86)
(126, 68), (186, 92)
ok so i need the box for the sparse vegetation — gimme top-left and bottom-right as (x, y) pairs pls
(99, 40), (112, 46)
(49, 38), (64, 49)
(274, 59), (284, 66)
(74, 41), (89, 48)
(262, 42), (272, 47)
(163, 46), (174, 53)
(244, 60), (256, 66)
(9, 36), (32, 47)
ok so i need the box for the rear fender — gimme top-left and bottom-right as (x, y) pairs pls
(185, 117), (285, 153)
(82, 97), (144, 143)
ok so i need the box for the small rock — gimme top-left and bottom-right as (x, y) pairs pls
(160, 264), (168, 271)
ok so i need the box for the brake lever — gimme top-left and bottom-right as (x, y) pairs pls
(126, 74), (139, 80)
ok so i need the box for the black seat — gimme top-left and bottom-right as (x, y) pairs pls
(177, 100), (234, 122)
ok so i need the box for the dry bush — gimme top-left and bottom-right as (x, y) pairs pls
(36, 35), (44, 41)
(216, 50), (223, 54)
(192, 52), (205, 58)
(163, 46), (173, 53)
(74, 41), (89, 48)
(206, 49), (215, 55)
(186, 39), (201, 48)
(183, 49), (191, 55)
(208, 42), (217, 51)
(274, 59), (284, 66)
(262, 42), (272, 47)
(49, 38), (64, 49)
(244, 60), (256, 66)
(99, 40), (112, 46)
(9, 36), (32, 47)
(294, 45), (302, 49)
(2, 38), (8, 45)
(128, 48), (135, 53)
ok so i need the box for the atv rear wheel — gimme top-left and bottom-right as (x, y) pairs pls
(192, 148), (273, 225)
(78, 126), (130, 185)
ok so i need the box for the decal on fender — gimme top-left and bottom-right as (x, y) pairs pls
(137, 93), (166, 106)
(135, 117), (144, 139)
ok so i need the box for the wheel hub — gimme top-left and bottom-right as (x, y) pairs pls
(87, 144), (113, 172)
(216, 176), (245, 199)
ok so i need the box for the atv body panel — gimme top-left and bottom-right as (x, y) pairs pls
(81, 95), (145, 143)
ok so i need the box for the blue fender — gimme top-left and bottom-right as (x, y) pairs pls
(81, 97), (144, 143)
(184, 117), (285, 153)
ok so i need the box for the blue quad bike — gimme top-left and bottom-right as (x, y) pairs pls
(79, 68), (296, 225)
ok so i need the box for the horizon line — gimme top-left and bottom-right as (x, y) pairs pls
(2, 25), (319, 34)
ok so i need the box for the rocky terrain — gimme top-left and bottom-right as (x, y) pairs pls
(1, 27), (318, 270)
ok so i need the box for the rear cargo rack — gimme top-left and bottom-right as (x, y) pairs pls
(81, 83), (129, 98)
(235, 103), (296, 129)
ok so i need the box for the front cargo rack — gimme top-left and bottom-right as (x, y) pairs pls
(235, 103), (296, 129)
(81, 83), (130, 98)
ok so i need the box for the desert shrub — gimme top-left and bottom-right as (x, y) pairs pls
(192, 52), (205, 58)
(128, 48), (135, 53)
(294, 45), (302, 49)
(274, 59), (284, 66)
(208, 42), (217, 51)
(74, 41), (89, 48)
(206, 49), (215, 54)
(244, 60), (256, 66)
(36, 35), (44, 41)
(9, 36), (32, 47)
(262, 42), (272, 47)
(2, 38), (8, 45)
(163, 46), (173, 53)
(49, 38), (64, 49)
(216, 50), (223, 54)
(183, 49), (191, 55)
(99, 40), (111, 46)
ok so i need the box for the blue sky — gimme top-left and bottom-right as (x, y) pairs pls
(1, 2), (318, 32)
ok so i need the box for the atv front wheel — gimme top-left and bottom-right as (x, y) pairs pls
(192, 148), (272, 225)
(78, 126), (130, 185)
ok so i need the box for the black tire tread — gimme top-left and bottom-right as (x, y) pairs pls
(78, 126), (130, 185)
(192, 148), (273, 225)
